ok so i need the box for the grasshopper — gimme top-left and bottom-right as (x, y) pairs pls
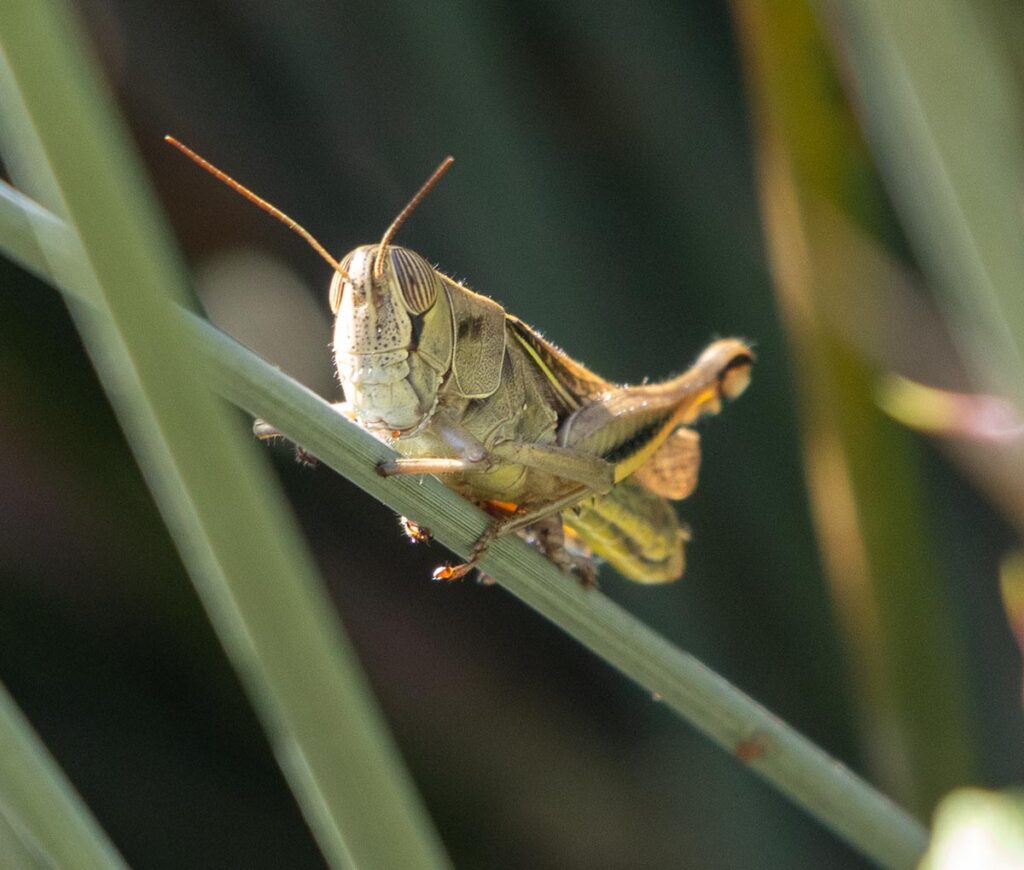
(167, 139), (753, 584)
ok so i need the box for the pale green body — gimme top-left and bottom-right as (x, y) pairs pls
(390, 332), (566, 505)
(333, 246), (582, 507)
(331, 244), (752, 582)
(166, 139), (748, 581)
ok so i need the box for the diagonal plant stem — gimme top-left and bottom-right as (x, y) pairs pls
(0, 171), (929, 868)
(0, 2), (449, 868)
(0, 680), (128, 870)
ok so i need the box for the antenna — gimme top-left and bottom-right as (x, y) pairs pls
(374, 156), (454, 279)
(164, 136), (349, 280)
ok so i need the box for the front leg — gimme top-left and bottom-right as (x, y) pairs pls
(254, 402), (357, 466)
(377, 407), (491, 477)
(254, 401), (357, 442)
(377, 456), (490, 477)
(378, 418), (614, 494)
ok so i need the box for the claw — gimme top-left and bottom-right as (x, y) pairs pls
(253, 418), (282, 440)
(400, 516), (432, 544)
(431, 521), (501, 582)
(574, 560), (599, 589)
(294, 447), (318, 468)
(432, 563), (472, 581)
(253, 418), (318, 467)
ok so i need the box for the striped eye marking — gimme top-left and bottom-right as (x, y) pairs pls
(329, 252), (356, 314)
(389, 247), (439, 314)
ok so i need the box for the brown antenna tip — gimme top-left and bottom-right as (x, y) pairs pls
(375, 156), (455, 278)
(164, 135), (349, 280)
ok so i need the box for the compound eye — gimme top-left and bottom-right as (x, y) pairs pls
(329, 252), (355, 314)
(389, 247), (440, 314)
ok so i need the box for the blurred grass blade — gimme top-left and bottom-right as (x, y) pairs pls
(0, 680), (127, 870)
(1000, 553), (1024, 706)
(734, 0), (974, 813)
(0, 811), (43, 870)
(921, 788), (1024, 869)
(825, 0), (1024, 536)
(804, 196), (1024, 540)
(0, 170), (929, 869)
(0, 3), (449, 868)
(826, 0), (1024, 407)
(877, 375), (1024, 445)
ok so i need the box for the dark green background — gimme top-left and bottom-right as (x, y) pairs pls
(1, 1), (1020, 867)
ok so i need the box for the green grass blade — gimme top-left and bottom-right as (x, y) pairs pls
(0, 681), (127, 870)
(828, 0), (1024, 404)
(0, 174), (928, 868)
(0, 3), (449, 868)
(0, 812), (42, 870)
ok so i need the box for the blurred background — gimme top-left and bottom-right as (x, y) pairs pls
(2, 0), (1024, 867)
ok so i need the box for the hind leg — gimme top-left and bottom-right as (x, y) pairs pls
(432, 487), (591, 581)
(523, 516), (598, 587)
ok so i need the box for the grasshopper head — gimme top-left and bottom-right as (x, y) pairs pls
(331, 245), (454, 432)
(161, 136), (456, 432)
(330, 245), (443, 354)
(330, 245), (442, 322)
(328, 157), (457, 434)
